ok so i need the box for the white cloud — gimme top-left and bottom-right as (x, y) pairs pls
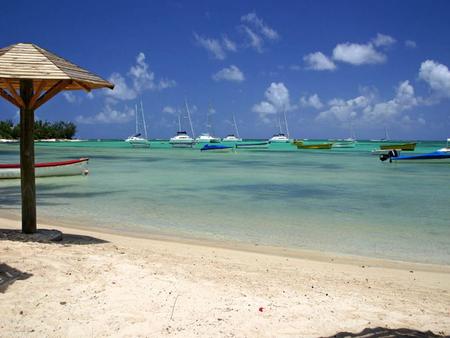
(372, 33), (396, 47)
(419, 60), (450, 97)
(405, 40), (417, 48)
(241, 25), (264, 53)
(317, 95), (370, 123)
(241, 12), (279, 40)
(252, 101), (277, 123)
(162, 106), (176, 114)
(222, 35), (237, 52)
(317, 81), (419, 125)
(63, 92), (77, 103)
(212, 65), (245, 82)
(332, 42), (386, 65)
(363, 80), (418, 122)
(106, 53), (175, 101)
(194, 33), (226, 60)
(76, 105), (134, 124)
(301, 94), (324, 109)
(106, 73), (137, 100)
(290, 64), (301, 71)
(303, 52), (336, 71)
(252, 82), (292, 123)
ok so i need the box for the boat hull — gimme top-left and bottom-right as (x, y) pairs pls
(0, 158), (89, 179)
(332, 141), (356, 148)
(235, 142), (269, 150)
(380, 142), (416, 151)
(200, 145), (233, 152)
(294, 141), (333, 149)
(389, 151), (450, 164)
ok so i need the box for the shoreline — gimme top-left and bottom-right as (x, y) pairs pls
(1, 213), (449, 274)
(1, 216), (449, 336)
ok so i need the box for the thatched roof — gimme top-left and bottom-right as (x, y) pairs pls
(0, 43), (114, 91)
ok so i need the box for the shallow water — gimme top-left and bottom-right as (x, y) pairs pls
(1, 140), (449, 264)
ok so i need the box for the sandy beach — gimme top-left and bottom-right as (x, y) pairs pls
(1, 216), (449, 337)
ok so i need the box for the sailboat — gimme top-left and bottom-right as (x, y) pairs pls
(125, 100), (149, 147)
(195, 104), (221, 143)
(370, 126), (390, 142)
(169, 110), (195, 148)
(331, 125), (357, 148)
(222, 114), (243, 142)
(268, 110), (290, 143)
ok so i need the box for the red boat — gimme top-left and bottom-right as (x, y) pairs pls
(0, 158), (89, 179)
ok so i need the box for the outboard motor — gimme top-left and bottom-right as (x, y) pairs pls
(379, 149), (399, 163)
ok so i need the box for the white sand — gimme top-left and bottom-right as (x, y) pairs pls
(1, 216), (449, 337)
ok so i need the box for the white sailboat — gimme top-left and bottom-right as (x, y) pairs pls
(195, 104), (221, 143)
(269, 110), (290, 143)
(222, 114), (243, 142)
(125, 100), (149, 147)
(169, 112), (195, 148)
(370, 126), (390, 142)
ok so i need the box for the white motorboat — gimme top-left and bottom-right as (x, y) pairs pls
(0, 158), (89, 179)
(125, 101), (149, 148)
(195, 133), (221, 143)
(169, 113), (195, 147)
(170, 131), (195, 148)
(269, 133), (290, 143)
(222, 134), (242, 142)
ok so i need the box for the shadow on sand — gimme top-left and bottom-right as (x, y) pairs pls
(324, 327), (448, 338)
(0, 228), (108, 245)
(0, 263), (32, 293)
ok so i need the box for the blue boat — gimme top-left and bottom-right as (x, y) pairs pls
(200, 144), (234, 152)
(380, 150), (450, 163)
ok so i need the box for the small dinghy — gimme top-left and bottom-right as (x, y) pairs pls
(379, 150), (450, 164)
(200, 144), (233, 152)
(235, 142), (269, 150)
(0, 158), (89, 179)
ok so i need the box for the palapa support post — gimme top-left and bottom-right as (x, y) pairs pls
(19, 79), (37, 234)
(0, 43), (114, 234)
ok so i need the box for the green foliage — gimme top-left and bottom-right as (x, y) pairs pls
(0, 120), (77, 140)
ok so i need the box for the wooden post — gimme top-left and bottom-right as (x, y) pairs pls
(19, 79), (36, 234)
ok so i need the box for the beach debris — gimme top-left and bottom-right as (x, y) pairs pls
(59, 301), (66, 305)
(169, 295), (179, 321)
(258, 307), (264, 312)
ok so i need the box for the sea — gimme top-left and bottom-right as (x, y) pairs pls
(1, 140), (449, 265)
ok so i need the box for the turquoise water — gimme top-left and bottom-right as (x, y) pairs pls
(1, 140), (449, 264)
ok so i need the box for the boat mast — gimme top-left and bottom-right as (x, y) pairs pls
(207, 104), (215, 136)
(277, 113), (283, 134)
(232, 113), (240, 138)
(384, 126), (389, 141)
(140, 99), (148, 140)
(283, 109), (290, 139)
(177, 114), (182, 132)
(134, 104), (138, 135)
(184, 98), (195, 138)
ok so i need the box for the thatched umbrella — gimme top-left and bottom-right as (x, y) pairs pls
(0, 43), (114, 234)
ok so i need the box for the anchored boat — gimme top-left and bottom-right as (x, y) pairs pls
(380, 142), (416, 151)
(200, 144), (233, 152)
(0, 158), (89, 179)
(380, 150), (450, 164)
(294, 140), (333, 149)
(125, 101), (149, 148)
(235, 142), (269, 150)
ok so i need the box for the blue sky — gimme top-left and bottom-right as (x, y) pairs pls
(1, 0), (450, 140)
